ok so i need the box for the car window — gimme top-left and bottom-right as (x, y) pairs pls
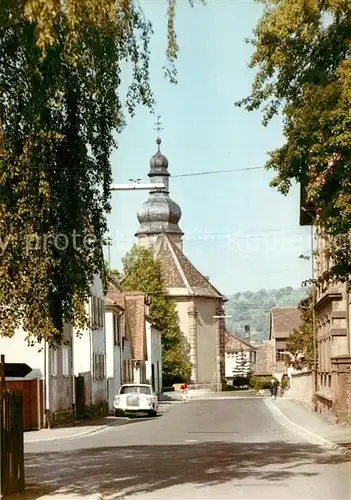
(139, 386), (151, 395)
(119, 385), (151, 395)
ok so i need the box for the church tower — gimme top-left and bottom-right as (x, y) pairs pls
(135, 134), (184, 250)
(135, 121), (227, 391)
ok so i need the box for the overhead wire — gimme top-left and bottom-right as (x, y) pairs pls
(172, 166), (265, 178)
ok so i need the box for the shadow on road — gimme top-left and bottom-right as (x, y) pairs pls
(24, 441), (350, 499)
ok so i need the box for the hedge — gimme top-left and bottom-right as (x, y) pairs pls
(249, 375), (278, 391)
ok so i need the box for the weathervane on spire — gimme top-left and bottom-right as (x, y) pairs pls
(153, 114), (164, 151)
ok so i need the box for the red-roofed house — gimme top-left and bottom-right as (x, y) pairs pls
(269, 307), (301, 377)
(224, 332), (257, 383)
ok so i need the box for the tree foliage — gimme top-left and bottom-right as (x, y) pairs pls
(286, 291), (313, 370)
(121, 244), (192, 383)
(237, 0), (351, 284)
(0, 0), (201, 346)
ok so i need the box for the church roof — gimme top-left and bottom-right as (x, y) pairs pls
(153, 233), (225, 299)
(135, 137), (183, 238)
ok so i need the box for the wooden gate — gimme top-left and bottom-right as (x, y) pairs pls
(0, 355), (25, 498)
(5, 379), (43, 431)
(0, 391), (25, 498)
(75, 375), (85, 418)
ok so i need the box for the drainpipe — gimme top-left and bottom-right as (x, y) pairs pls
(346, 278), (350, 356)
(42, 341), (46, 429)
(71, 326), (76, 421)
(89, 324), (93, 410)
(118, 311), (124, 387)
(43, 340), (50, 428)
(103, 313), (107, 412)
(311, 224), (318, 406)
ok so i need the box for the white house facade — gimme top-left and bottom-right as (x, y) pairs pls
(105, 297), (124, 412)
(224, 332), (257, 383)
(0, 322), (74, 428)
(73, 273), (107, 416)
(145, 319), (162, 395)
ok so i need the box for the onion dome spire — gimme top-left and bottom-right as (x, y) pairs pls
(135, 116), (183, 240)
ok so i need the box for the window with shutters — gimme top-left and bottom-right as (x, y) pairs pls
(93, 353), (96, 380)
(51, 348), (58, 376)
(122, 359), (127, 382)
(62, 347), (70, 376)
(101, 300), (104, 327)
(91, 296), (96, 327)
(100, 354), (104, 379)
(113, 313), (120, 345)
(98, 299), (102, 327)
(276, 349), (286, 361)
(96, 298), (99, 327)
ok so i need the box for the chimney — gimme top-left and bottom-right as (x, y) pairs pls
(244, 325), (250, 343)
(204, 276), (209, 281)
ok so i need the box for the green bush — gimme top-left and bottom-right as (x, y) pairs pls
(249, 376), (277, 391)
(232, 376), (250, 388)
(280, 378), (289, 391)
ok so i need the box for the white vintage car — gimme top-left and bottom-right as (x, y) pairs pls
(113, 384), (158, 417)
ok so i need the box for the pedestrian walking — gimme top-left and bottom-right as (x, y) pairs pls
(270, 378), (278, 400)
(180, 383), (188, 403)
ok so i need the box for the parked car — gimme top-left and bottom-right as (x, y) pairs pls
(113, 383), (158, 417)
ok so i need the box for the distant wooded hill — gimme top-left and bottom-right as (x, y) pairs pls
(226, 286), (308, 343)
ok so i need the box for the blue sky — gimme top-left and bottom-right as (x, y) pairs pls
(106, 0), (312, 295)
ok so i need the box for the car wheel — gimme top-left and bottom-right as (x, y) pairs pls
(114, 409), (124, 417)
(148, 410), (157, 417)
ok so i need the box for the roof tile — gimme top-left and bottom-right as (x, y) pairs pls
(154, 234), (224, 298)
(225, 332), (256, 351)
(106, 281), (147, 361)
(270, 308), (301, 336)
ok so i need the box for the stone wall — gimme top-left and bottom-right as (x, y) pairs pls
(49, 376), (74, 426)
(287, 371), (313, 409)
(331, 356), (351, 424)
(254, 341), (274, 376)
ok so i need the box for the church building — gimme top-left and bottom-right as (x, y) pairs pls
(135, 134), (227, 390)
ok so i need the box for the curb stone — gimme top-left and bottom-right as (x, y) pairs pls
(264, 398), (351, 457)
(192, 396), (265, 401)
(24, 418), (130, 444)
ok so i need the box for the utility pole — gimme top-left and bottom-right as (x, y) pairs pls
(301, 207), (318, 407)
(110, 182), (165, 191)
(104, 237), (112, 269)
(310, 223), (318, 403)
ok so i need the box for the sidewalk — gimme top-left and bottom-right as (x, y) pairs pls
(24, 415), (129, 443)
(265, 396), (351, 455)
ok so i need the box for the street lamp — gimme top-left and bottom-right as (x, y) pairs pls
(301, 206), (318, 402)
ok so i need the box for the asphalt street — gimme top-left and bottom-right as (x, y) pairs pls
(24, 398), (351, 499)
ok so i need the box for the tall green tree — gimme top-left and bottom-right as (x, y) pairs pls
(122, 244), (192, 384)
(236, 0), (351, 285)
(0, 0), (203, 346)
(286, 291), (314, 370)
